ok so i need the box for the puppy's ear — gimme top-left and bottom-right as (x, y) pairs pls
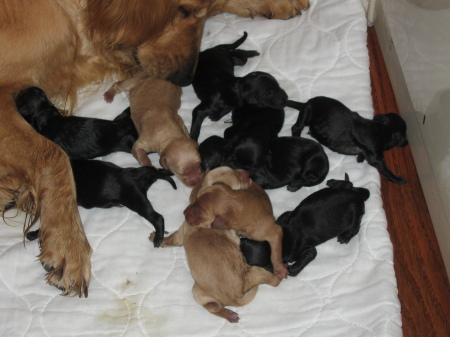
(183, 204), (204, 227)
(159, 157), (169, 170)
(212, 215), (228, 229)
(235, 79), (257, 105)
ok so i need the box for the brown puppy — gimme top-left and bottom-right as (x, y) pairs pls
(189, 166), (252, 204)
(184, 182), (289, 279)
(104, 76), (203, 187)
(150, 167), (279, 322)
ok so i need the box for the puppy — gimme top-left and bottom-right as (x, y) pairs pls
(188, 165), (252, 204)
(26, 160), (176, 248)
(150, 167), (278, 323)
(240, 174), (370, 276)
(104, 76), (203, 187)
(252, 136), (329, 191)
(185, 182), (289, 279)
(15, 87), (137, 159)
(200, 135), (328, 191)
(287, 96), (408, 184)
(190, 32), (260, 141)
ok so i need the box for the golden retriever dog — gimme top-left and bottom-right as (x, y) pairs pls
(104, 76), (203, 187)
(150, 166), (279, 322)
(0, 0), (309, 297)
(184, 182), (289, 279)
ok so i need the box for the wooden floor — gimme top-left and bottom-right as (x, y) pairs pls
(368, 27), (450, 337)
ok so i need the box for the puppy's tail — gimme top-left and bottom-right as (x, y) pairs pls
(285, 100), (306, 111)
(138, 167), (177, 191)
(225, 31), (249, 50)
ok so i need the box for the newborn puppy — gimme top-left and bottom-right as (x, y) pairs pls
(223, 73), (287, 141)
(15, 86), (137, 159)
(104, 76), (203, 187)
(150, 167), (278, 323)
(287, 96), (408, 184)
(185, 182), (289, 279)
(200, 136), (329, 191)
(252, 136), (329, 191)
(27, 160), (176, 248)
(189, 165), (252, 204)
(240, 174), (370, 276)
(190, 32), (260, 141)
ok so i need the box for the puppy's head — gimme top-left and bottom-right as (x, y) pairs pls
(87, 0), (211, 87)
(160, 137), (203, 187)
(189, 166), (252, 203)
(373, 113), (408, 149)
(14, 86), (59, 119)
(198, 135), (229, 171)
(236, 71), (288, 108)
(184, 185), (233, 228)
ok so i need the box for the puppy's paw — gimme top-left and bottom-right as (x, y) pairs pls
(150, 230), (164, 248)
(224, 309), (239, 323)
(149, 232), (166, 247)
(274, 264), (289, 279)
(39, 236), (92, 298)
(287, 184), (301, 192)
(395, 176), (407, 185)
(103, 90), (116, 103)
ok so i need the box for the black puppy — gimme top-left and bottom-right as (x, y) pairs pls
(240, 174), (370, 276)
(252, 136), (329, 191)
(286, 96), (408, 184)
(190, 32), (260, 141)
(15, 86), (138, 159)
(26, 160), (177, 248)
(200, 136), (329, 191)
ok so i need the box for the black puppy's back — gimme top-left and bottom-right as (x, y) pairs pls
(15, 87), (138, 159)
(241, 175), (369, 276)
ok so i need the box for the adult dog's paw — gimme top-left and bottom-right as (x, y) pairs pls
(39, 237), (92, 298)
(261, 0), (310, 20)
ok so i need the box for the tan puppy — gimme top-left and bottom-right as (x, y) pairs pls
(150, 167), (279, 322)
(189, 166), (252, 204)
(184, 182), (289, 279)
(104, 76), (203, 187)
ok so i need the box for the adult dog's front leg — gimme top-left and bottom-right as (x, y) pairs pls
(0, 105), (92, 297)
(211, 0), (310, 19)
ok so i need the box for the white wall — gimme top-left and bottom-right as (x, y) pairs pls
(373, 0), (450, 277)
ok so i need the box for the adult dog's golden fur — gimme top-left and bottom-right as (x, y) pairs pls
(104, 76), (203, 187)
(0, 0), (308, 297)
(150, 167), (279, 322)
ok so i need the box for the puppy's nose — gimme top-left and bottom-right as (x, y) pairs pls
(169, 70), (193, 87)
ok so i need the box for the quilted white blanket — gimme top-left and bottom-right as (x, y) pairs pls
(0, 0), (403, 336)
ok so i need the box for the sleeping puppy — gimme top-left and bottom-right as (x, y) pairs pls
(252, 136), (329, 191)
(26, 160), (176, 248)
(184, 182), (289, 279)
(200, 136), (329, 191)
(150, 167), (279, 323)
(287, 96), (408, 184)
(240, 174), (370, 276)
(189, 165), (252, 204)
(190, 32), (260, 141)
(104, 76), (203, 187)
(14, 86), (137, 159)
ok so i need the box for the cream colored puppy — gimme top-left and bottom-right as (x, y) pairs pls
(104, 76), (203, 186)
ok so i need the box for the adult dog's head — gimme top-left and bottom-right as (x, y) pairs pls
(86, 0), (211, 87)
